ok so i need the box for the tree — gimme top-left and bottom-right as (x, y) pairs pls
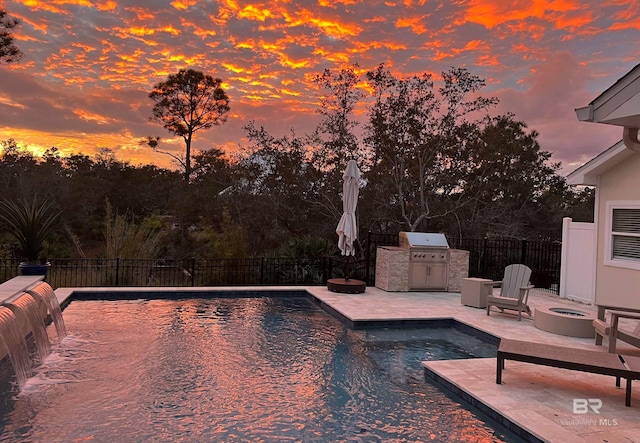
(445, 114), (566, 240)
(0, 8), (22, 64)
(312, 65), (366, 167)
(148, 68), (230, 182)
(363, 65), (498, 232)
(228, 123), (320, 253)
(309, 66), (366, 224)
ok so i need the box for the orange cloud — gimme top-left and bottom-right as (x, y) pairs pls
(0, 0), (633, 172)
(608, 0), (640, 31)
(127, 27), (156, 36)
(318, 0), (358, 7)
(73, 109), (114, 125)
(280, 56), (311, 69)
(458, 0), (544, 28)
(96, 1), (116, 12)
(20, 0), (66, 14)
(0, 96), (26, 109)
(312, 47), (351, 64)
(459, 0), (592, 32)
(432, 39), (489, 61)
(125, 6), (156, 21)
(171, 0), (198, 11)
(281, 9), (362, 38)
(238, 5), (274, 21)
(395, 15), (428, 34)
(223, 63), (254, 75)
(309, 17), (361, 37)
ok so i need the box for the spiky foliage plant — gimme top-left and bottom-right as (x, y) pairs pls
(0, 197), (61, 262)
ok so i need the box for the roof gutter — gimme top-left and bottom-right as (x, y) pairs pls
(623, 126), (640, 151)
(575, 104), (594, 122)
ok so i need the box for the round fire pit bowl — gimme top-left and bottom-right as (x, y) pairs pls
(534, 307), (595, 338)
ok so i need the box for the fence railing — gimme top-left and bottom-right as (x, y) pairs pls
(0, 257), (366, 290)
(0, 235), (561, 293)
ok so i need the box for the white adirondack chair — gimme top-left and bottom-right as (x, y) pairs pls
(485, 264), (534, 321)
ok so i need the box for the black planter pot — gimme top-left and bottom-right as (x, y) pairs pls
(18, 262), (50, 277)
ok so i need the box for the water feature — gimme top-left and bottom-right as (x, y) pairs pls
(2, 294), (50, 365)
(0, 280), (66, 391)
(27, 283), (66, 342)
(0, 308), (31, 389)
(0, 296), (519, 442)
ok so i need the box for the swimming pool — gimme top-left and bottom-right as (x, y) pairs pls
(0, 295), (518, 442)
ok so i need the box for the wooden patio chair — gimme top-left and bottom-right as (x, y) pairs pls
(485, 264), (534, 321)
(497, 338), (640, 407)
(593, 310), (640, 353)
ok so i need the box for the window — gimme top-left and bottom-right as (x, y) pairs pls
(605, 202), (640, 270)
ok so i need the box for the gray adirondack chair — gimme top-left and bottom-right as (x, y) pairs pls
(485, 264), (534, 321)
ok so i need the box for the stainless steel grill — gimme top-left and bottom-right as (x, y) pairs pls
(399, 232), (450, 291)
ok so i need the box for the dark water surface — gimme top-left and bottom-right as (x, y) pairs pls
(0, 297), (518, 442)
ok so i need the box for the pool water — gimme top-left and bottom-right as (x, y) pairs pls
(0, 296), (518, 442)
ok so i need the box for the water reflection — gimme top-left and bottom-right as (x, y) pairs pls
(0, 297), (517, 442)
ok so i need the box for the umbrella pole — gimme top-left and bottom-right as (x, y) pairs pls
(345, 256), (350, 281)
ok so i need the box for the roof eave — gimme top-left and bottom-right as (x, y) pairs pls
(566, 140), (632, 186)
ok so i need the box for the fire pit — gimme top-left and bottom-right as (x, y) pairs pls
(534, 306), (595, 338)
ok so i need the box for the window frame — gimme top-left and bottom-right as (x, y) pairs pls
(604, 200), (640, 270)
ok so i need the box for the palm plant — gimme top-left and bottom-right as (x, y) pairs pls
(0, 197), (61, 263)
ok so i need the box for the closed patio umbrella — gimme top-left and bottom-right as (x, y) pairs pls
(336, 159), (360, 257)
(327, 160), (365, 293)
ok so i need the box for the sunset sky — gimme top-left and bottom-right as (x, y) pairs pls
(0, 0), (638, 174)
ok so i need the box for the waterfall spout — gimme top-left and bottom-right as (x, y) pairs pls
(27, 283), (67, 342)
(4, 294), (51, 364)
(0, 307), (32, 388)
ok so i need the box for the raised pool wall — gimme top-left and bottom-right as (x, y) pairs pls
(0, 276), (49, 361)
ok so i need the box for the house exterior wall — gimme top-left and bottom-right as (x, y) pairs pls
(596, 151), (640, 309)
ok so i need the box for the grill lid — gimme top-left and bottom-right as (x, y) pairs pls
(399, 232), (449, 249)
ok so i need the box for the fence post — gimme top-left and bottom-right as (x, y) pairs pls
(115, 257), (120, 286)
(322, 257), (327, 283)
(365, 231), (371, 284)
(191, 258), (196, 287)
(328, 257), (333, 280)
(481, 237), (488, 277)
(521, 239), (527, 264)
(260, 257), (264, 284)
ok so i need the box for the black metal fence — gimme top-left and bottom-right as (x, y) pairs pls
(0, 234), (561, 293)
(454, 238), (561, 292)
(0, 257), (362, 290)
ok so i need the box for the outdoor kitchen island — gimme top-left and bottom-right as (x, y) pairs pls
(375, 233), (469, 293)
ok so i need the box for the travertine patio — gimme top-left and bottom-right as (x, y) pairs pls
(306, 286), (640, 443)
